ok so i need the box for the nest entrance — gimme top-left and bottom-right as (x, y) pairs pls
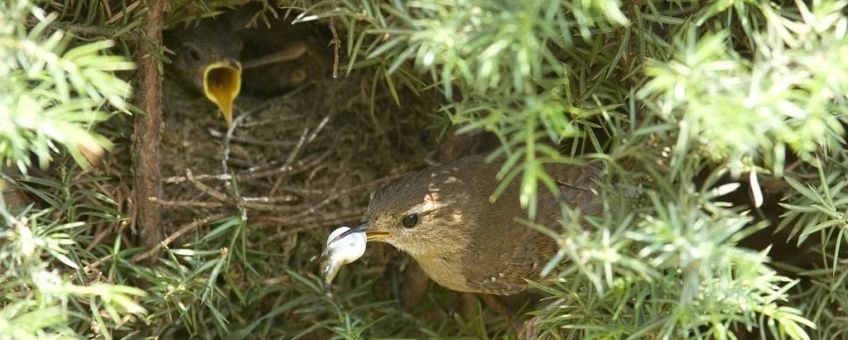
(159, 14), (439, 267)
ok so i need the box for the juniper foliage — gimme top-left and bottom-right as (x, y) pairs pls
(1, 0), (847, 338)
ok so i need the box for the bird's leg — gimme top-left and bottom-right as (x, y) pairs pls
(515, 298), (567, 340)
(460, 293), (479, 323)
(478, 294), (524, 336)
(400, 262), (430, 311)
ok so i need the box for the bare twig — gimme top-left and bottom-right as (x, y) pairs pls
(59, 24), (117, 37)
(242, 42), (308, 69)
(221, 107), (253, 179)
(329, 17), (341, 78)
(269, 114), (332, 196)
(287, 114), (332, 172)
(166, 168), (310, 212)
(79, 220), (132, 274)
(287, 172), (407, 220)
(106, 0), (141, 25)
(150, 198), (227, 209)
(186, 169), (230, 202)
(85, 181), (129, 251)
(242, 195), (300, 203)
(85, 224), (115, 251)
(132, 213), (228, 262)
(284, 128), (312, 173)
(241, 149), (331, 180)
(152, 194), (304, 212)
(259, 207), (366, 240)
(162, 151), (330, 184)
(205, 134), (300, 147)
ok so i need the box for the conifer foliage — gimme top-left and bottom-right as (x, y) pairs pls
(1, 0), (847, 338)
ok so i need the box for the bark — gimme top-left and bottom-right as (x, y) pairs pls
(132, 0), (165, 263)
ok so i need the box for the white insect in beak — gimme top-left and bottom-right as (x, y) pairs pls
(320, 226), (367, 284)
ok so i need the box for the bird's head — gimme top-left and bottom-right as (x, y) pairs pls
(344, 164), (486, 258)
(166, 23), (243, 126)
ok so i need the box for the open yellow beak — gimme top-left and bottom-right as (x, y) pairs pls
(202, 60), (242, 126)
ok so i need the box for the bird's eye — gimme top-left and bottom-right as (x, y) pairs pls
(184, 44), (202, 61)
(401, 214), (419, 228)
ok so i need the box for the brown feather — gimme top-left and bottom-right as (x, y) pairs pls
(364, 154), (602, 295)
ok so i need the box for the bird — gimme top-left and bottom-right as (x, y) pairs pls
(165, 7), (322, 126)
(346, 153), (603, 295)
(165, 17), (244, 126)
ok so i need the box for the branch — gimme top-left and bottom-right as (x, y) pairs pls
(161, 151), (331, 184)
(132, 0), (165, 263)
(287, 172), (407, 219)
(131, 213), (227, 262)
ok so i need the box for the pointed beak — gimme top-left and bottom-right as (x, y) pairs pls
(330, 222), (390, 244)
(202, 59), (242, 126)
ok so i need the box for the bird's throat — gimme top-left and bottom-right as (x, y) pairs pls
(203, 61), (242, 126)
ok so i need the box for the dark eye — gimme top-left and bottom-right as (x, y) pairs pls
(401, 214), (419, 228)
(185, 44), (202, 61)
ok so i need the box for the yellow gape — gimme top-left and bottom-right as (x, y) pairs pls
(202, 60), (242, 126)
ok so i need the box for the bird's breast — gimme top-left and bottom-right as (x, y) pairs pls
(414, 253), (476, 293)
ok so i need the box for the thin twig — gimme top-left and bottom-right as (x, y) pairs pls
(132, 213), (228, 262)
(59, 24), (117, 36)
(106, 0), (141, 25)
(259, 207), (366, 240)
(269, 114), (332, 196)
(287, 172), (407, 220)
(285, 128), (312, 173)
(329, 17), (341, 78)
(186, 169), (230, 202)
(152, 195), (304, 212)
(288, 114), (331, 169)
(221, 108), (253, 179)
(79, 220), (132, 274)
(244, 150), (333, 180)
(162, 151), (330, 184)
(242, 42), (308, 69)
(205, 134), (300, 147)
(86, 224), (115, 251)
(172, 167), (311, 211)
(242, 195), (300, 203)
(150, 198), (227, 209)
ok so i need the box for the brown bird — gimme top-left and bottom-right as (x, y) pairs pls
(165, 7), (320, 126)
(346, 153), (602, 295)
(166, 17), (244, 126)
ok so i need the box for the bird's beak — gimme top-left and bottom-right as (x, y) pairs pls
(330, 222), (390, 244)
(365, 224), (391, 241)
(202, 59), (242, 126)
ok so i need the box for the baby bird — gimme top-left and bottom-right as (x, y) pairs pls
(165, 6), (323, 125)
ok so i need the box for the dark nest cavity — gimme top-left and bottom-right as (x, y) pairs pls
(155, 12), (441, 280)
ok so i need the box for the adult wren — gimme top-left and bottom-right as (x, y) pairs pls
(350, 153), (602, 295)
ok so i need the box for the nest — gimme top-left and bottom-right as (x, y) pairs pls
(43, 8), (467, 336)
(154, 33), (440, 272)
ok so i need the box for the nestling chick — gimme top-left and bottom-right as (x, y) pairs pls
(165, 6), (323, 126)
(165, 17), (244, 126)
